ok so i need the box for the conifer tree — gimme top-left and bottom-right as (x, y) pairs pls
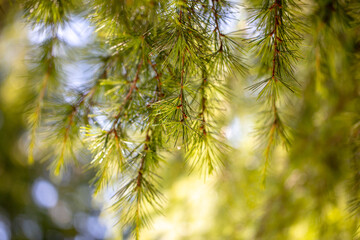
(22, 0), (245, 238)
(0, 0), (356, 238)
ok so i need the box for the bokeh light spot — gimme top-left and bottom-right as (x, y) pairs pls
(31, 179), (58, 209)
(0, 220), (10, 240)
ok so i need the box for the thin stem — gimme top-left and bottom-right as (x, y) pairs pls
(28, 29), (58, 163)
(270, 0), (280, 82)
(111, 59), (144, 131)
(270, 0), (281, 120)
(200, 74), (207, 135)
(134, 128), (151, 240)
(178, 51), (187, 121)
(148, 59), (164, 99)
(103, 60), (143, 168)
(262, 0), (283, 183)
(212, 0), (223, 52)
(55, 83), (99, 173)
(28, 64), (52, 164)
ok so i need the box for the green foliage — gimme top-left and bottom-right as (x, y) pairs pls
(23, 0), (77, 27)
(22, 0), (244, 238)
(247, 0), (302, 184)
(5, 0), (358, 238)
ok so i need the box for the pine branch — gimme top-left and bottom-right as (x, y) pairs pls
(28, 33), (58, 164)
(212, 0), (224, 52)
(110, 59), (144, 132)
(24, 0), (246, 237)
(148, 59), (164, 99)
(134, 130), (151, 239)
(248, 0), (301, 185)
(28, 69), (50, 164)
(200, 75), (208, 136)
(53, 84), (98, 175)
(113, 74), (165, 238)
(25, 0), (76, 163)
(262, 0), (282, 184)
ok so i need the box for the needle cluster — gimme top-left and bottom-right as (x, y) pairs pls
(24, 0), (245, 238)
(247, 0), (302, 184)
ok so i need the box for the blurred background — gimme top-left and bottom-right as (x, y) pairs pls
(0, 0), (359, 240)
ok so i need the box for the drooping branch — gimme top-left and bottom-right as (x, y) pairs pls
(178, 51), (188, 122)
(263, 0), (282, 180)
(199, 73), (208, 136)
(54, 82), (99, 174)
(148, 58), (164, 99)
(107, 59), (144, 167)
(111, 59), (144, 131)
(248, 0), (301, 184)
(28, 34), (56, 164)
(212, 0), (224, 52)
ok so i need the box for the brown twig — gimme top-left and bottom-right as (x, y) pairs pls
(212, 0), (223, 52)
(179, 51), (187, 121)
(199, 76), (207, 135)
(148, 59), (164, 99)
(110, 59), (144, 132)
